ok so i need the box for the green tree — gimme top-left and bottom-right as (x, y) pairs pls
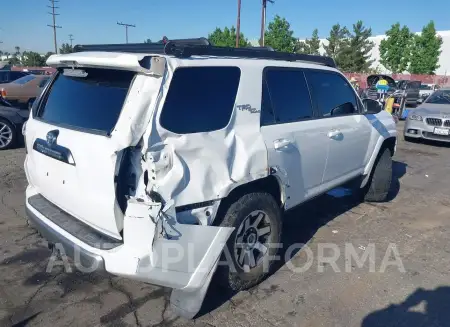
(14, 46), (20, 57)
(338, 21), (374, 72)
(296, 29), (321, 55)
(4, 52), (10, 59)
(208, 26), (249, 47)
(144, 38), (152, 43)
(59, 43), (73, 54)
(21, 51), (46, 67)
(264, 15), (296, 52)
(409, 21), (443, 74)
(379, 23), (413, 73)
(44, 52), (54, 63)
(305, 29), (321, 55)
(323, 24), (350, 64)
(9, 56), (21, 65)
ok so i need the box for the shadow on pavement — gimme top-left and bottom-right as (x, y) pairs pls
(200, 159), (408, 317)
(361, 286), (450, 327)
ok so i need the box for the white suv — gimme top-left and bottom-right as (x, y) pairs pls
(24, 39), (397, 318)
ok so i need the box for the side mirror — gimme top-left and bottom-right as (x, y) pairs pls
(363, 98), (382, 114)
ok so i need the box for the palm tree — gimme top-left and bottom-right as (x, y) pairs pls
(4, 52), (10, 59)
(14, 46), (20, 56)
(260, 0), (274, 46)
(0, 50), (3, 58)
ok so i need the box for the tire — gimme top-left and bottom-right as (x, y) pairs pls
(0, 118), (17, 150)
(216, 192), (282, 291)
(363, 148), (392, 202)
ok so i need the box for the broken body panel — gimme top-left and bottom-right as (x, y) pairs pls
(24, 54), (268, 299)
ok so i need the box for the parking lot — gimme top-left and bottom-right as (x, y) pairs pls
(1, 121), (450, 327)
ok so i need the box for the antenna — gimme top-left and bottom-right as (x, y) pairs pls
(117, 22), (136, 44)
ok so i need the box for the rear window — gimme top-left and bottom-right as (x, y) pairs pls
(13, 75), (35, 85)
(37, 68), (134, 134)
(160, 67), (241, 134)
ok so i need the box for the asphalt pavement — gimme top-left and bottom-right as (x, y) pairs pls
(1, 121), (450, 327)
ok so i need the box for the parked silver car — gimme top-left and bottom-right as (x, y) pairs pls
(404, 88), (450, 142)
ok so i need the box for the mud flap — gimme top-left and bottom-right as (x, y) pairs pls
(170, 259), (220, 319)
(149, 223), (233, 290)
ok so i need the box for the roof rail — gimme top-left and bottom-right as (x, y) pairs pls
(73, 37), (336, 68)
(164, 44), (336, 68)
(73, 37), (210, 54)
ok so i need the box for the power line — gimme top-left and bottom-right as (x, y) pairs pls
(117, 22), (136, 44)
(47, 0), (62, 54)
(69, 34), (74, 47)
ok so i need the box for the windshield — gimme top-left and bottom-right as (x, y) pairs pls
(12, 75), (36, 85)
(420, 84), (432, 90)
(425, 90), (450, 104)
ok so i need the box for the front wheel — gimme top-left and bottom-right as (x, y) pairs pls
(0, 119), (16, 150)
(216, 192), (282, 291)
(363, 148), (393, 202)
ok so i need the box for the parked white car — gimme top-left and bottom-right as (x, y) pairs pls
(23, 39), (397, 318)
(419, 83), (440, 102)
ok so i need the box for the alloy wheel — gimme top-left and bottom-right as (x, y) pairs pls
(0, 122), (13, 149)
(234, 210), (272, 272)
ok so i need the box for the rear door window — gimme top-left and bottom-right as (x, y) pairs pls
(262, 68), (313, 125)
(0, 72), (8, 83)
(37, 68), (134, 134)
(13, 75), (35, 85)
(305, 70), (358, 117)
(160, 67), (241, 134)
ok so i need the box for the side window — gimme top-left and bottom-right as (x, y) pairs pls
(262, 69), (313, 125)
(306, 71), (358, 117)
(260, 79), (275, 125)
(160, 67), (240, 134)
(0, 72), (9, 83)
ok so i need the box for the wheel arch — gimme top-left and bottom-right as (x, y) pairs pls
(213, 175), (285, 226)
(361, 136), (396, 188)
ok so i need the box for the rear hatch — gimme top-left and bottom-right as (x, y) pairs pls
(25, 63), (162, 239)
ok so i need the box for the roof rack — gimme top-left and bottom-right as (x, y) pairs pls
(73, 37), (210, 54)
(73, 37), (336, 68)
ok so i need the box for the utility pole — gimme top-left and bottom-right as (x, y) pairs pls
(69, 34), (74, 47)
(47, 0), (62, 54)
(117, 22), (136, 44)
(236, 0), (241, 48)
(260, 0), (274, 46)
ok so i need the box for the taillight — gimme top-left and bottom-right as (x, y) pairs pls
(0, 89), (6, 97)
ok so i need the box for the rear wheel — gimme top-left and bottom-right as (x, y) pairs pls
(216, 192), (282, 291)
(363, 148), (392, 202)
(0, 119), (16, 150)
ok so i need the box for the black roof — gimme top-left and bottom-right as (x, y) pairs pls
(73, 37), (336, 68)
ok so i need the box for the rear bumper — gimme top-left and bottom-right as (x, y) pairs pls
(26, 205), (105, 271)
(25, 185), (233, 291)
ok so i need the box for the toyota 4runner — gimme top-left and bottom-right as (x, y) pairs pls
(24, 38), (397, 318)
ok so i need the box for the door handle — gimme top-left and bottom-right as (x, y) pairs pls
(273, 138), (292, 150)
(328, 129), (343, 139)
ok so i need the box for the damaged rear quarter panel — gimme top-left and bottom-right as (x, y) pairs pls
(143, 60), (269, 216)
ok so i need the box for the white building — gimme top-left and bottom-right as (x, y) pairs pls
(251, 30), (450, 75)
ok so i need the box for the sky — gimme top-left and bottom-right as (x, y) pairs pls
(1, 0), (450, 54)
